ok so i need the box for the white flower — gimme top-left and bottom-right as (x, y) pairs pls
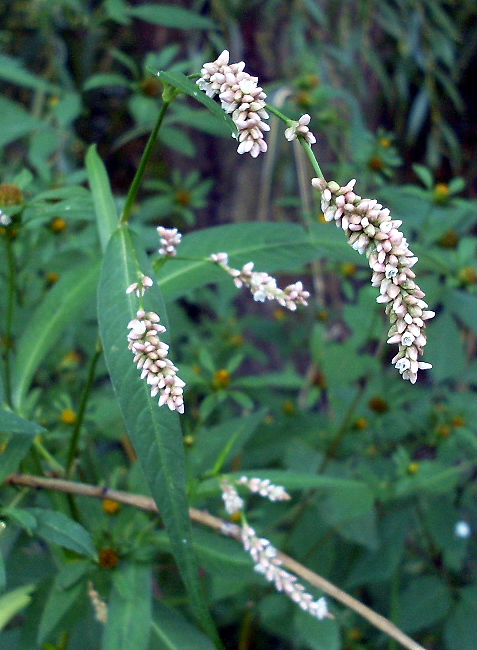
(237, 476), (291, 501)
(284, 114), (316, 146)
(220, 479), (244, 515)
(126, 274), (153, 297)
(157, 226), (182, 257)
(197, 50), (269, 158)
(455, 521), (471, 539)
(0, 211), (11, 226)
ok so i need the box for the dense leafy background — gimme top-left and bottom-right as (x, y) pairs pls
(1, 1), (477, 649)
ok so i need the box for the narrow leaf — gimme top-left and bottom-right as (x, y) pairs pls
(151, 601), (217, 650)
(11, 259), (100, 409)
(25, 509), (98, 559)
(130, 4), (215, 30)
(98, 228), (221, 645)
(0, 584), (36, 630)
(103, 562), (151, 650)
(38, 566), (86, 644)
(86, 145), (119, 252)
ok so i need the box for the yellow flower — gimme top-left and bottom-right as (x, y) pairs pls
(60, 409), (77, 425)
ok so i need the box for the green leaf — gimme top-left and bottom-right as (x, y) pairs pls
(445, 588), (477, 650)
(1, 507), (37, 535)
(98, 228), (220, 645)
(399, 576), (451, 633)
(11, 258), (100, 409)
(103, 562), (151, 650)
(0, 410), (44, 482)
(0, 96), (44, 148)
(426, 312), (466, 383)
(157, 223), (317, 301)
(86, 145), (119, 252)
(25, 509), (97, 559)
(129, 4), (215, 30)
(0, 584), (36, 630)
(155, 70), (236, 136)
(0, 554), (5, 592)
(294, 609), (340, 650)
(394, 462), (464, 497)
(151, 601), (217, 650)
(38, 564), (87, 644)
(0, 54), (61, 94)
(83, 73), (131, 91)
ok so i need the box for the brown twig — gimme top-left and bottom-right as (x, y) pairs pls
(5, 473), (426, 650)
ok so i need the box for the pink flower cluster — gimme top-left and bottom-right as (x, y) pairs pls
(197, 50), (269, 158)
(210, 253), (309, 311)
(284, 114), (316, 146)
(312, 177), (434, 383)
(157, 226), (181, 257)
(127, 310), (185, 413)
(237, 476), (291, 501)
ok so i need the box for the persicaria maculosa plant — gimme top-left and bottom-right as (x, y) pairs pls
(2, 44), (438, 650)
(110, 48), (434, 645)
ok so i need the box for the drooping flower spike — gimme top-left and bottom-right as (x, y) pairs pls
(312, 177), (434, 383)
(209, 253), (309, 311)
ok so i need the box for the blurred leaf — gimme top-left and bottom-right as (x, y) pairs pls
(445, 587), (477, 650)
(103, 562), (151, 650)
(426, 312), (467, 383)
(151, 601), (217, 650)
(406, 87), (429, 144)
(399, 576), (451, 633)
(0, 54), (61, 94)
(0, 584), (36, 630)
(129, 4), (215, 30)
(86, 144), (119, 252)
(294, 609), (340, 650)
(83, 73), (131, 91)
(395, 462), (463, 497)
(0, 410), (44, 481)
(0, 97), (44, 148)
(25, 509), (97, 559)
(155, 71), (236, 136)
(98, 228), (220, 643)
(11, 258), (100, 409)
(38, 564), (87, 644)
(0, 555), (5, 592)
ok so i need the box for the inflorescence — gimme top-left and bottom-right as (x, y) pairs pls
(197, 50), (269, 158)
(126, 276), (185, 414)
(312, 177), (434, 383)
(210, 253), (309, 311)
(219, 478), (329, 621)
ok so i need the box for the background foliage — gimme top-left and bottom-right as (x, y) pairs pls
(1, 1), (477, 649)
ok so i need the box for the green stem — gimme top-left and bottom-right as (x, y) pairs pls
(4, 236), (16, 406)
(266, 104), (324, 178)
(66, 340), (102, 476)
(120, 100), (171, 224)
(33, 437), (65, 476)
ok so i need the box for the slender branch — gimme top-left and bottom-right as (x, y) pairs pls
(66, 340), (102, 476)
(5, 473), (427, 650)
(120, 100), (171, 224)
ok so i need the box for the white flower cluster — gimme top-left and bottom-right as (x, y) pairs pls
(197, 50), (269, 158)
(284, 114), (316, 146)
(237, 476), (291, 501)
(312, 177), (434, 383)
(221, 478), (244, 514)
(218, 479), (330, 620)
(210, 253), (309, 311)
(126, 273), (153, 297)
(0, 210), (12, 226)
(241, 525), (330, 620)
(127, 309), (185, 414)
(157, 226), (181, 257)
(87, 581), (107, 624)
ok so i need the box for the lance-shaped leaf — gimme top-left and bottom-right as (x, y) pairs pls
(98, 227), (221, 646)
(103, 562), (151, 650)
(11, 258), (100, 409)
(86, 144), (118, 252)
